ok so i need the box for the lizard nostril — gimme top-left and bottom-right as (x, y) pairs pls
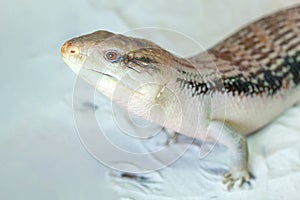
(69, 47), (79, 55)
(68, 46), (79, 56)
(61, 41), (80, 57)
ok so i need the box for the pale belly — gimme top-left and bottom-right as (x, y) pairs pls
(159, 85), (300, 138)
(210, 86), (300, 136)
(126, 83), (300, 138)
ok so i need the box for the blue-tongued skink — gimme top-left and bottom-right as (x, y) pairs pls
(61, 5), (300, 190)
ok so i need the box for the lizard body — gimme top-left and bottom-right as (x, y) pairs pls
(61, 5), (300, 190)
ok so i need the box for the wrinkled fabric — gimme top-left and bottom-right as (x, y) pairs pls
(1, 0), (300, 199)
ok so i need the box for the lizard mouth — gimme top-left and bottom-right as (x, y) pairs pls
(89, 68), (146, 96)
(88, 68), (118, 81)
(62, 55), (118, 82)
(62, 52), (145, 96)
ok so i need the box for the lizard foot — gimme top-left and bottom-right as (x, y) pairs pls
(223, 170), (254, 190)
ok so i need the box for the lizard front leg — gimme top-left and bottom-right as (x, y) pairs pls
(207, 121), (253, 190)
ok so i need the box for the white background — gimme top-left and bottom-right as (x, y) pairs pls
(1, 0), (300, 199)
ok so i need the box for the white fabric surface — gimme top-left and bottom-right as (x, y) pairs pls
(1, 0), (300, 199)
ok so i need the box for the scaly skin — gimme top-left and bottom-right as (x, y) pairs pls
(61, 5), (300, 190)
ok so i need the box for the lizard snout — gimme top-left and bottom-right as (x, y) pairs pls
(61, 40), (80, 59)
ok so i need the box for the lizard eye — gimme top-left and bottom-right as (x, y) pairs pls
(104, 50), (122, 63)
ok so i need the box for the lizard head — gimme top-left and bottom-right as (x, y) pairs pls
(61, 30), (180, 102)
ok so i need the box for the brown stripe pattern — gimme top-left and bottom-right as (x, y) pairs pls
(182, 5), (300, 97)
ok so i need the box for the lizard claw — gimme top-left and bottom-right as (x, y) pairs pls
(222, 170), (254, 190)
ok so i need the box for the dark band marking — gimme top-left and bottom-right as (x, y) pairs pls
(283, 51), (300, 85)
(176, 51), (300, 97)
